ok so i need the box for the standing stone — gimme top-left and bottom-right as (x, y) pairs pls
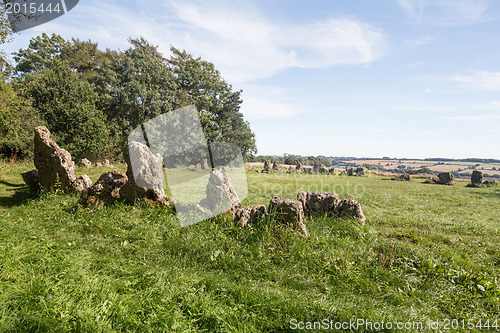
(233, 205), (267, 227)
(347, 167), (354, 176)
(202, 159), (210, 170)
(198, 167), (241, 212)
(471, 170), (483, 186)
(34, 126), (76, 192)
(103, 159), (113, 168)
(355, 167), (365, 176)
(286, 166), (294, 174)
(79, 171), (128, 208)
(296, 162), (303, 172)
(268, 196), (308, 237)
(272, 161), (282, 171)
(330, 198), (366, 225)
(78, 158), (92, 168)
(398, 174), (411, 181)
(196, 163), (202, 169)
(262, 160), (271, 173)
(297, 191), (339, 218)
(437, 172), (453, 184)
(120, 141), (171, 206)
(21, 169), (41, 192)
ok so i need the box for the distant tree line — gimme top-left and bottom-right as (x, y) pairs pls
(0, 32), (256, 160)
(250, 154), (332, 166)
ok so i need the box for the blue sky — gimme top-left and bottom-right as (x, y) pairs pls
(3, 0), (500, 159)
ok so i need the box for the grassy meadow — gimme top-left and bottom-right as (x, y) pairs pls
(0, 160), (499, 332)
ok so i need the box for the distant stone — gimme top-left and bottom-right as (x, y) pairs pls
(34, 126), (76, 192)
(286, 166), (294, 174)
(78, 158), (91, 168)
(483, 179), (497, 185)
(471, 170), (483, 186)
(188, 165), (196, 170)
(328, 167), (336, 174)
(103, 159), (113, 168)
(398, 174), (411, 181)
(297, 191), (339, 218)
(347, 167), (354, 176)
(233, 204), (267, 227)
(71, 175), (93, 191)
(437, 172), (453, 184)
(355, 167), (365, 176)
(21, 169), (41, 192)
(268, 196), (308, 237)
(196, 163), (202, 169)
(202, 159), (210, 170)
(330, 198), (366, 225)
(296, 162), (303, 172)
(95, 162), (103, 167)
(262, 160), (271, 173)
(272, 161), (282, 171)
(79, 171), (128, 208)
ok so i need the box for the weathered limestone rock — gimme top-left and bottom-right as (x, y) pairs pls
(355, 167), (365, 176)
(330, 198), (366, 225)
(71, 175), (93, 192)
(21, 169), (41, 192)
(199, 167), (241, 212)
(233, 204), (267, 227)
(262, 160), (271, 173)
(79, 171), (128, 208)
(196, 163), (202, 169)
(297, 191), (339, 218)
(121, 141), (171, 206)
(103, 159), (113, 168)
(95, 162), (103, 167)
(268, 196), (308, 236)
(437, 172), (453, 184)
(471, 170), (483, 186)
(34, 126), (76, 192)
(78, 158), (91, 168)
(313, 164), (329, 174)
(483, 179), (497, 185)
(272, 161), (282, 171)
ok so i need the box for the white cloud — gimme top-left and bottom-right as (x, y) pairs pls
(240, 98), (299, 120)
(450, 71), (500, 91)
(397, 0), (491, 25)
(19, 0), (385, 83)
(164, 0), (385, 82)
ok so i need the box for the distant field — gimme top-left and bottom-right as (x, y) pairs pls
(1, 161), (499, 331)
(346, 159), (500, 177)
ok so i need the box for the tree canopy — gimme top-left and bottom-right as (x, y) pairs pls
(1, 33), (257, 160)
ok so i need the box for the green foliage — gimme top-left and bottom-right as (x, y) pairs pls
(168, 47), (257, 159)
(9, 34), (256, 161)
(0, 81), (43, 159)
(16, 62), (109, 160)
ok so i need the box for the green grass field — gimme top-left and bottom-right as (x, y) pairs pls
(0, 160), (499, 332)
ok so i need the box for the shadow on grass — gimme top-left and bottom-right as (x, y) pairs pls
(476, 188), (500, 199)
(0, 179), (25, 188)
(0, 186), (38, 208)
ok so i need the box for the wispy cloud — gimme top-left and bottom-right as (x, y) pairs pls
(24, 0), (385, 83)
(450, 71), (500, 91)
(443, 115), (500, 121)
(397, 0), (492, 25)
(165, 0), (385, 82)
